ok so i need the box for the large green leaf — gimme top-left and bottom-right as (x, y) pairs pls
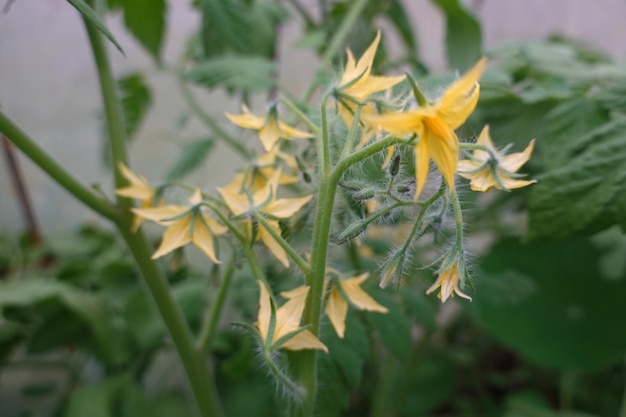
(67, 0), (125, 55)
(366, 289), (412, 360)
(528, 117), (626, 239)
(118, 73), (152, 139)
(110, 0), (166, 61)
(184, 55), (276, 92)
(432, 0), (482, 71)
(472, 238), (626, 371)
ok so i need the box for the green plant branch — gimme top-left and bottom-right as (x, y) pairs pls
(300, 0), (369, 104)
(0, 112), (118, 221)
(198, 256), (235, 352)
(252, 210), (311, 274)
(119, 228), (224, 417)
(279, 97), (320, 135)
(178, 76), (253, 160)
(83, 16), (224, 417)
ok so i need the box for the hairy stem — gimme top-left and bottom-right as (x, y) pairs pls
(198, 257), (235, 352)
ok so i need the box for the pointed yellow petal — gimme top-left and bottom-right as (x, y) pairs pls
(347, 74), (406, 99)
(352, 30), (381, 83)
(117, 162), (148, 187)
(263, 195), (313, 218)
(468, 170), (497, 192)
(414, 138), (431, 199)
(341, 48), (358, 85)
(216, 186), (251, 216)
(274, 286), (309, 341)
(133, 206), (188, 224)
(364, 110), (425, 137)
(188, 189), (204, 205)
(152, 217), (192, 259)
(201, 213), (228, 235)
(501, 139), (535, 172)
(116, 185), (154, 200)
(498, 176), (537, 190)
(192, 220), (220, 263)
(257, 282), (271, 342)
(225, 112), (264, 130)
(258, 220), (290, 268)
(437, 57), (486, 130)
(325, 288), (349, 338)
(340, 274), (388, 313)
(259, 120), (281, 151)
(422, 117), (459, 190)
(473, 125), (494, 161)
(456, 159), (483, 175)
(281, 330), (328, 352)
(277, 121), (313, 139)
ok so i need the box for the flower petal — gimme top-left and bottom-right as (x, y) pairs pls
(325, 288), (349, 338)
(225, 111), (264, 130)
(133, 206), (188, 225)
(501, 139), (535, 172)
(259, 119), (282, 151)
(152, 217), (192, 259)
(422, 116), (459, 191)
(340, 274), (388, 313)
(258, 220), (290, 268)
(191, 219), (220, 263)
(281, 330), (328, 352)
(217, 186), (252, 216)
(257, 282), (271, 342)
(275, 286), (309, 341)
(276, 121), (314, 139)
(263, 195), (313, 218)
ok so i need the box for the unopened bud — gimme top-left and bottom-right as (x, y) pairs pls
(396, 184), (411, 194)
(353, 188), (376, 201)
(336, 220), (369, 245)
(389, 154), (401, 177)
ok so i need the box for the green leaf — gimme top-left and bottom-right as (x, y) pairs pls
(65, 382), (113, 417)
(432, 0), (482, 71)
(165, 137), (216, 180)
(67, 0), (125, 55)
(528, 118), (626, 239)
(200, 0), (287, 58)
(472, 237), (626, 371)
(118, 0), (166, 62)
(118, 73), (153, 139)
(0, 279), (126, 364)
(184, 55), (276, 92)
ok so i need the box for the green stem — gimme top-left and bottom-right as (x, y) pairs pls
(340, 104), (363, 159)
(318, 91), (333, 176)
(83, 17), (130, 208)
(84, 16), (224, 417)
(300, 0), (369, 104)
(119, 228), (224, 417)
(279, 97), (320, 135)
(332, 136), (404, 180)
(242, 243), (277, 303)
(450, 187), (464, 244)
(198, 257), (235, 352)
(0, 111), (118, 221)
(178, 76), (253, 160)
(264, 348), (304, 399)
(252, 210), (311, 274)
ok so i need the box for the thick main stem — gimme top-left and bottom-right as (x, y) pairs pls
(83, 17), (224, 417)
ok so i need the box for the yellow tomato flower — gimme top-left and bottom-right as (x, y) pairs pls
(115, 162), (159, 232)
(257, 283), (328, 352)
(338, 31), (405, 101)
(132, 190), (226, 263)
(217, 170), (312, 267)
(324, 273), (388, 338)
(426, 259), (471, 303)
(226, 148), (299, 194)
(225, 105), (312, 151)
(336, 32), (405, 133)
(365, 58), (487, 199)
(457, 125), (536, 192)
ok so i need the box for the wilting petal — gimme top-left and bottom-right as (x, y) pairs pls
(152, 217), (192, 259)
(325, 288), (349, 338)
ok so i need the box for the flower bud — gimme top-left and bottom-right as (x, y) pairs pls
(336, 220), (370, 245)
(353, 188), (377, 201)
